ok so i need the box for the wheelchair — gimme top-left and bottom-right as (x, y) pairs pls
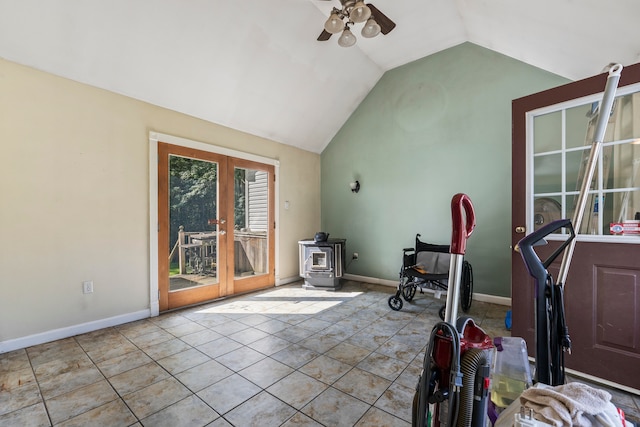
(388, 234), (473, 319)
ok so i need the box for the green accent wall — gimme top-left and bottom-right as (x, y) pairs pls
(321, 42), (569, 297)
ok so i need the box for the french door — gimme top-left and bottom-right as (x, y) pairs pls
(511, 63), (640, 390)
(158, 142), (275, 311)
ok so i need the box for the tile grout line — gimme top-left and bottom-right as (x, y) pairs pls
(24, 347), (54, 427)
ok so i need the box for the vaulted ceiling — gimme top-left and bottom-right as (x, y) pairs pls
(1, 0), (639, 153)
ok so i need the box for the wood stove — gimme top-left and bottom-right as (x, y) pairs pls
(298, 238), (346, 290)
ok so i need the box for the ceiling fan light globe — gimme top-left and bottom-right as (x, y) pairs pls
(324, 13), (344, 34)
(338, 28), (357, 47)
(349, 1), (371, 23)
(361, 18), (381, 38)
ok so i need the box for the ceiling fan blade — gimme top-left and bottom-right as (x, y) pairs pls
(367, 3), (396, 35)
(317, 30), (332, 41)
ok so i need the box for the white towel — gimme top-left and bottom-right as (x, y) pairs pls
(519, 382), (621, 427)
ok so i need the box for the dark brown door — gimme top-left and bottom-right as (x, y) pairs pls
(158, 142), (275, 311)
(511, 63), (640, 390)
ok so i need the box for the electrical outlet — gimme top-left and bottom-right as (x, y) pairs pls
(83, 281), (94, 294)
(352, 252), (359, 260)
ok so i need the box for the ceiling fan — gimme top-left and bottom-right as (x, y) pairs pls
(317, 0), (396, 47)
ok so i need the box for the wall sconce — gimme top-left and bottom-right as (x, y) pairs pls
(350, 180), (360, 193)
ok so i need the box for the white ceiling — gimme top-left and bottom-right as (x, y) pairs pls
(1, 0), (639, 153)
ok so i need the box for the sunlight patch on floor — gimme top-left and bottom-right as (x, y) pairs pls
(193, 287), (364, 315)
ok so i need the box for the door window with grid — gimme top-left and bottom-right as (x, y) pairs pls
(529, 85), (640, 238)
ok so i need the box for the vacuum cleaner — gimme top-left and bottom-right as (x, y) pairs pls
(517, 63), (623, 387)
(517, 218), (574, 386)
(413, 193), (494, 427)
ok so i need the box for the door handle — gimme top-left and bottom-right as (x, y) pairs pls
(515, 226), (526, 234)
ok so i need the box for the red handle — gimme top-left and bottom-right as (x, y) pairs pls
(450, 193), (476, 255)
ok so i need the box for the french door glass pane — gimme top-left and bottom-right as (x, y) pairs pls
(565, 150), (583, 191)
(604, 92), (640, 142)
(566, 192), (599, 235)
(565, 149), (599, 192)
(565, 104), (593, 149)
(533, 111), (561, 154)
(168, 155), (218, 291)
(533, 153), (562, 193)
(606, 143), (640, 190)
(531, 89), (640, 237)
(234, 167), (268, 278)
(533, 196), (562, 231)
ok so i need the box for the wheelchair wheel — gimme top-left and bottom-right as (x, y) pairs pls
(439, 305), (446, 320)
(461, 261), (473, 313)
(402, 284), (417, 301)
(388, 295), (403, 311)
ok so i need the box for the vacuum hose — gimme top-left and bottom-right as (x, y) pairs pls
(413, 322), (462, 427)
(456, 349), (489, 427)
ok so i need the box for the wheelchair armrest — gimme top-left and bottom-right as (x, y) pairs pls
(403, 248), (414, 252)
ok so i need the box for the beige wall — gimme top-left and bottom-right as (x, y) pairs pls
(0, 58), (320, 347)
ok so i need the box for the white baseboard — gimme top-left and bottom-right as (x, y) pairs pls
(276, 275), (302, 286)
(472, 293), (511, 306)
(0, 309), (150, 353)
(344, 273), (397, 287)
(343, 273), (512, 306)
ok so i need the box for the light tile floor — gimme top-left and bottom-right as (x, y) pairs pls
(1, 280), (638, 426)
